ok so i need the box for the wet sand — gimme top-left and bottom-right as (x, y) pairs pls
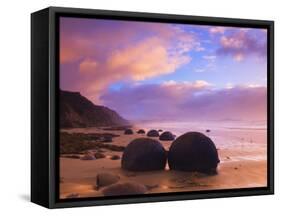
(60, 127), (267, 199)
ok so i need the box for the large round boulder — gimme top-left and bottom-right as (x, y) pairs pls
(159, 131), (175, 141)
(124, 129), (133, 135)
(168, 132), (220, 174)
(147, 129), (159, 137)
(102, 182), (147, 196)
(121, 138), (167, 171)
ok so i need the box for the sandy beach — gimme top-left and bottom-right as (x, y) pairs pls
(60, 124), (267, 199)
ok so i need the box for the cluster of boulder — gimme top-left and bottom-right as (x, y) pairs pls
(121, 132), (220, 174)
(147, 129), (175, 141)
(125, 128), (176, 142)
(73, 131), (220, 198)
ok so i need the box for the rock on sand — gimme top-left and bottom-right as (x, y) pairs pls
(102, 182), (147, 196)
(122, 138), (167, 171)
(168, 132), (220, 174)
(124, 129), (134, 135)
(147, 129), (159, 137)
(94, 152), (106, 159)
(137, 129), (146, 134)
(110, 155), (121, 160)
(96, 172), (120, 188)
(159, 131), (175, 141)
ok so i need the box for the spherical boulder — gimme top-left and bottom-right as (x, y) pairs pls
(124, 129), (133, 135)
(147, 129), (159, 137)
(102, 182), (147, 196)
(137, 129), (146, 134)
(121, 138), (167, 171)
(159, 131), (175, 141)
(168, 132), (220, 174)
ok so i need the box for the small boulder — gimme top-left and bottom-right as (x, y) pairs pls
(94, 152), (106, 159)
(137, 129), (146, 134)
(206, 129), (211, 133)
(122, 138), (167, 171)
(158, 129), (163, 132)
(96, 172), (120, 188)
(168, 132), (220, 174)
(159, 131), (175, 141)
(124, 129), (134, 135)
(102, 182), (147, 196)
(147, 129), (159, 137)
(80, 154), (96, 160)
(110, 155), (121, 160)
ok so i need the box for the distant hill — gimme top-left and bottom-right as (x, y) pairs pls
(60, 90), (130, 128)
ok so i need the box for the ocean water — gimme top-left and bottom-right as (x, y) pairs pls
(138, 120), (266, 135)
(138, 120), (267, 162)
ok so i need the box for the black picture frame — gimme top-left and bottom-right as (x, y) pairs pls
(31, 6), (274, 209)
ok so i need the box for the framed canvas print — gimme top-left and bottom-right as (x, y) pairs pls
(31, 6), (274, 208)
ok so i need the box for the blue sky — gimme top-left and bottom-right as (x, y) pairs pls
(106, 24), (267, 91)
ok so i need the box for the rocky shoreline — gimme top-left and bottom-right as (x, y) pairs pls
(60, 126), (267, 199)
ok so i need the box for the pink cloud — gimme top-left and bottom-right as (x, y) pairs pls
(101, 82), (266, 122)
(217, 30), (267, 61)
(181, 85), (266, 121)
(60, 18), (198, 102)
(79, 58), (98, 73)
(107, 37), (191, 80)
(60, 32), (94, 64)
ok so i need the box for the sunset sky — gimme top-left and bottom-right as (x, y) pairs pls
(60, 17), (267, 122)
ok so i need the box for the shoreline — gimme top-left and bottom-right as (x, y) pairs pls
(60, 126), (267, 199)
